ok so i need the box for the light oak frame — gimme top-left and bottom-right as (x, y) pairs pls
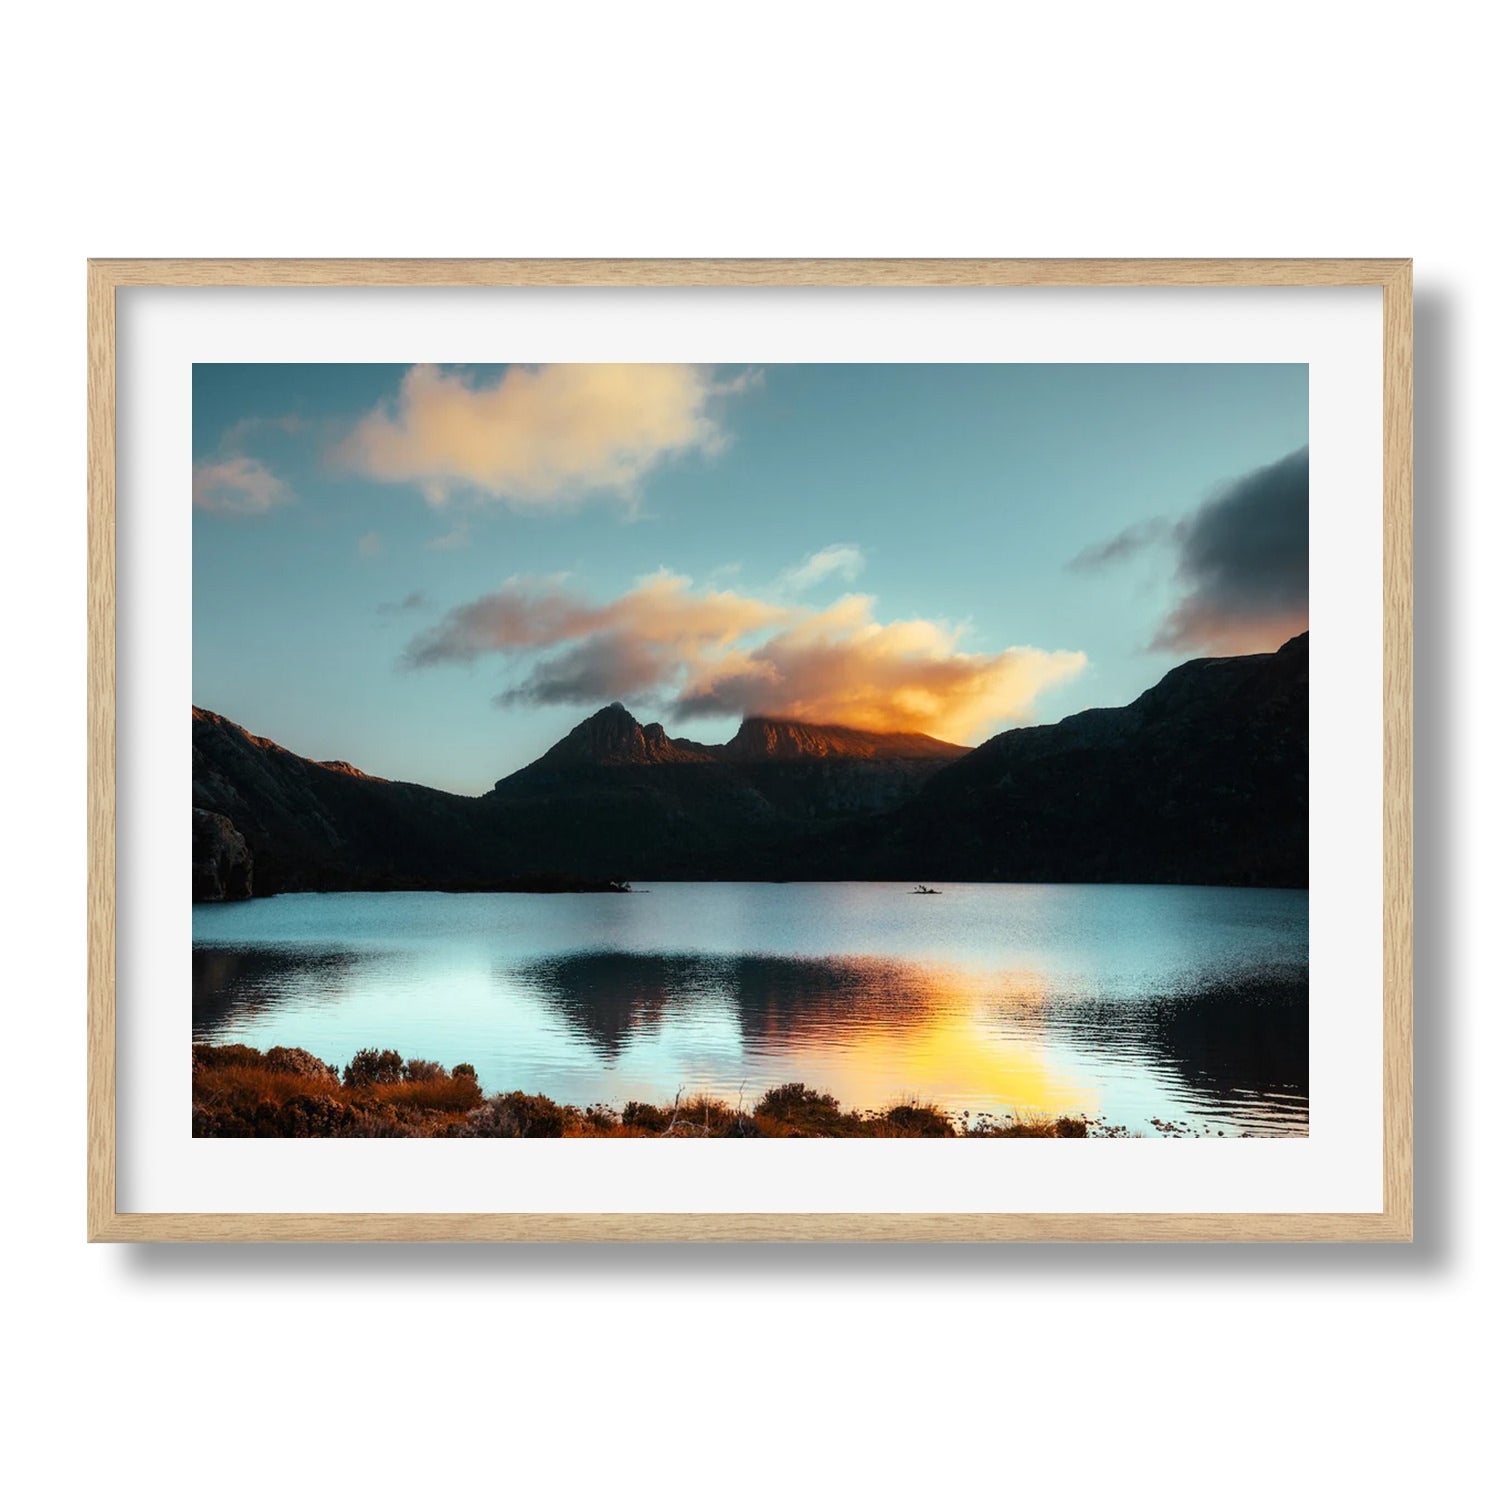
(86, 258), (1413, 1242)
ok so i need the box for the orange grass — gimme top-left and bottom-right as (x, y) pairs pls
(191, 1042), (1093, 1139)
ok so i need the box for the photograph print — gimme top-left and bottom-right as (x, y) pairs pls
(191, 361), (1309, 1141)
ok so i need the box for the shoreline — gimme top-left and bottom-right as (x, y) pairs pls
(193, 874), (1313, 907)
(192, 1041), (1106, 1139)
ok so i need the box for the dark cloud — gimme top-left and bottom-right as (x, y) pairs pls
(1067, 517), (1172, 572)
(1152, 445), (1309, 655)
(1069, 446), (1309, 657)
(376, 591), (431, 617)
(494, 633), (674, 708)
(402, 582), (608, 667)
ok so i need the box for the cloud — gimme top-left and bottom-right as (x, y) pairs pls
(191, 456), (289, 515)
(377, 591), (430, 617)
(497, 633), (676, 708)
(1069, 446), (1309, 657)
(1152, 446), (1309, 655)
(426, 520), (472, 551)
(1067, 518), (1172, 572)
(712, 367), (765, 398)
(405, 570), (784, 670)
(407, 570), (1084, 743)
(673, 596), (1086, 742)
(777, 543), (867, 592)
(338, 363), (751, 508)
(217, 413), (308, 448)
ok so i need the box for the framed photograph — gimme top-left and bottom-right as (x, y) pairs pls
(88, 258), (1412, 1242)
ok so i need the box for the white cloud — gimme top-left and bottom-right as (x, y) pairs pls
(191, 456), (289, 515)
(338, 363), (752, 509)
(776, 543), (867, 592)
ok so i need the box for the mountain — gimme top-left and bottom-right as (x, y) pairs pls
(800, 632), (1309, 886)
(191, 703), (967, 896)
(192, 708), (513, 897)
(530, 703), (718, 766)
(524, 703), (964, 769)
(480, 706), (969, 880)
(719, 718), (963, 763)
(191, 635), (1309, 898)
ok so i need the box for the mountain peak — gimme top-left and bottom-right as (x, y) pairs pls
(720, 717), (968, 763)
(536, 704), (714, 767)
(528, 706), (967, 770)
(538, 703), (644, 765)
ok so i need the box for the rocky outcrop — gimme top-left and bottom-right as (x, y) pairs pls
(192, 808), (253, 901)
(531, 703), (718, 766)
(719, 718), (964, 763)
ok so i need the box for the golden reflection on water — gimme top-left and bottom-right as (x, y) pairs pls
(508, 949), (1113, 1114)
(740, 960), (1101, 1117)
(775, 1009), (1101, 1118)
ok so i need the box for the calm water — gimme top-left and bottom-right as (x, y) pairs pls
(193, 883), (1309, 1136)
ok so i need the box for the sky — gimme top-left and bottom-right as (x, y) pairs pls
(193, 362), (1309, 795)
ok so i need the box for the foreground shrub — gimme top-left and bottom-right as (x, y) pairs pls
(343, 1048), (404, 1088)
(658, 1094), (742, 1135)
(753, 1082), (850, 1135)
(621, 1096), (760, 1135)
(192, 1042), (264, 1073)
(621, 1100), (668, 1130)
(756, 1083), (839, 1122)
(263, 1046), (339, 1081)
(193, 1043), (1112, 1139)
(878, 1103), (955, 1138)
(369, 1071), (484, 1112)
(194, 1043), (482, 1138)
(964, 1111), (1090, 1138)
(460, 1091), (571, 1137)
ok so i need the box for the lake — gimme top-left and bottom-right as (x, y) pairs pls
(192, 882), (1309, 1136)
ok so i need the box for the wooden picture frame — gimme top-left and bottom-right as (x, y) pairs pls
(88, 258), (1412, 1242)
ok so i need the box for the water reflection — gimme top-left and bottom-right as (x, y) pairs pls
(193, 947), (363, 1033)
(192, 885), (1309, 1135)
(507, 951), (701, 1058)
(509, 949), (1307, 1131)
(511, 951), (963, 1054)
(509, 951), (1087, 1116)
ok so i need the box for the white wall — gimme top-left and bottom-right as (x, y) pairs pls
(2, 4), (1488, 1494)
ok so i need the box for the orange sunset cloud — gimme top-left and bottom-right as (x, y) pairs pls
(407, 570), (1085, 743)
(676, 595), (1087, 742)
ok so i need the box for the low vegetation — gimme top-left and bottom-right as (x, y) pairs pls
(192, 1042), (1097, 1139)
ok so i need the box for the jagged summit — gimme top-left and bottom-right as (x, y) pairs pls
(529, 703), (968, 769)
(720, 717), (967, 763)
(534, 703), (715, 767)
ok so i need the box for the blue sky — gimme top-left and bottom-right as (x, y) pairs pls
(193, 363), (1309, 794)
